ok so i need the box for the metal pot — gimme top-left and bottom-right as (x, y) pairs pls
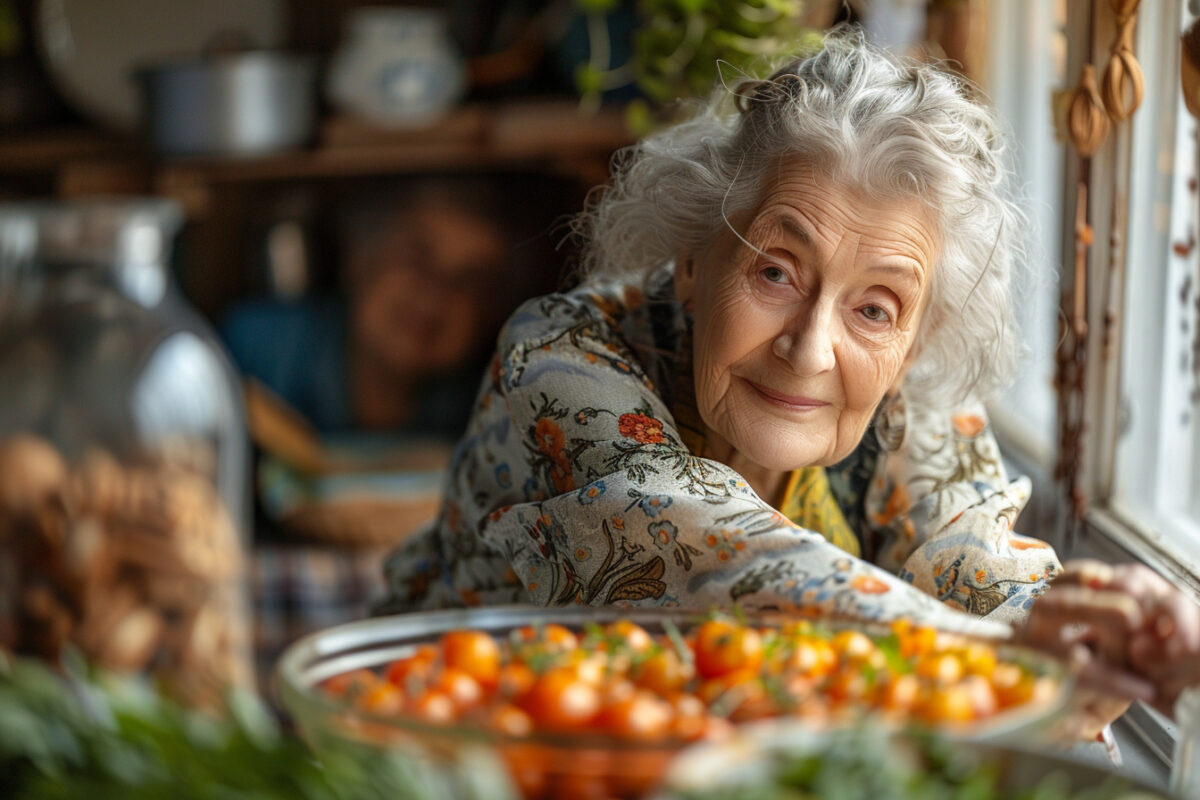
(138, 51), (317, 157)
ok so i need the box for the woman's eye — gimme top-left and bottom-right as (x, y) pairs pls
(860, 304), (891, 323)
(760, 265), (788, 284)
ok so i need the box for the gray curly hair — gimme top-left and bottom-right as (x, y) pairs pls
(574, 25), (1028, 409)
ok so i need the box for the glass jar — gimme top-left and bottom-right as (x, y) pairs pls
(0, 198), (252, 707)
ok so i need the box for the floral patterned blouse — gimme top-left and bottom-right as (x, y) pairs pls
(380, 273), (1061, 632)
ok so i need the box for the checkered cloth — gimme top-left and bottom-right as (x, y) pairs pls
(250, 542), (389, 698)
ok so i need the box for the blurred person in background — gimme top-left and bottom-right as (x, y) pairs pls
(221, 173), (563, 440)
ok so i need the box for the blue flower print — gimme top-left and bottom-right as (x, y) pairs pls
(494, 463), (512, 489)
(647, 520), (679, 549)
(577, 480), (607, 505)
(637, 494), (673, 517)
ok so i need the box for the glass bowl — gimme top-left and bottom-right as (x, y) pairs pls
(276, 605), (1072, 800)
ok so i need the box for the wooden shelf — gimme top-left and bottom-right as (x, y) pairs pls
(0, 127), (137, 174)
(0, 100), (630, 215)
(152, 101), (630, 216)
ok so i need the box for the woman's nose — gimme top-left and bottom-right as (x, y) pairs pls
(772, 306), (837, 376)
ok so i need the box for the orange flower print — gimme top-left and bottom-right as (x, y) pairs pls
(702, 529), (745, 562)
(851, 574), (890, 594)
(550, 459), (574, 493)
(618, 413), (665, 444)
(535, 417), (565, 456)
(952, 413), (986, 438)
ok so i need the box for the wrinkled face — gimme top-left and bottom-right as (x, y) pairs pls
(676, 158), (938, 469)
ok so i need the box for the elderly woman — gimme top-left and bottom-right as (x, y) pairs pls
(379, 27), (1060, 630)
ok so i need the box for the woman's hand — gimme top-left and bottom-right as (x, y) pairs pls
(1021, 559), (1200, 718)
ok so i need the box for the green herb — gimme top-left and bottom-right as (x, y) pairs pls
(0, 653), (513, 800)
(667, 726), (1162, 800)
(662, 618), (694, 665)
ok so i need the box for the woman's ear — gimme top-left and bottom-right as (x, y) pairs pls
(674, 256), (697, 306)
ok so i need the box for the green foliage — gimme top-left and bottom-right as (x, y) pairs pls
(0, 653), (510, 800)
(669, 726), (1160, 800)
(573, 0), (822, 112)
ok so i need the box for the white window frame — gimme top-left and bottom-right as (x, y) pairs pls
(1078, 0), (1200, 599)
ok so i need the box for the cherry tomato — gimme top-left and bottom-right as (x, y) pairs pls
(900, 625), (940, 659)
(435, 667), (484, 712)
(386, 644), (437, 689)
(782, 638), (836, 678)
(693, 620), (764, 679)
(831, 630), (876, 663)
(440, 630), (501, 688)
(411, 690), (457, 724)
(916, 652), (965, 686)
(990, 662), (1026, 706)
(595, 689), (672, 741)
(878, 673), (921, 713)
(323, 668), (377, 698)
(515, 623), (578, 654)
(357, 682), (404, 715)
(498, 661), (537, 700)
(489, 703), (534, 737)
(917, 684), (975, 724)
(520, 667), (602, 732)
(603, 620), (654, 654)
(823, 669), (873, 705)
(668, 693), (708, 741)
(961, 674), (998, 717)
(697, 668), (765, 714)
(960, 643), (998, 677)
(633, 646), (694, 695)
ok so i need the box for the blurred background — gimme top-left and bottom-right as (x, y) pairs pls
(0, 0), (1048, 695)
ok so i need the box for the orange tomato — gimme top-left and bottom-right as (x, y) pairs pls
(440, 630), (501, 688)
(823, 669), (873, 705)
(693, 620), (764, 679)
(831, 630), (876, 663)
(697, 668), (765, 713)
(498, 661), (537, 700)
(633, 646), (694, 695)
(515, 623), (578, 654)
(915, 652), (965, 686)
(961, 644), (998, 678)
(385, 644), (437, 690)
(520, 667), (602, 732)
(961, 674), (998, 717)
(357, 681), (404, 715)
(917, 684), (975, 724)
(435, 667), (484, 712)
(878, 673), (921, 713)
(323, 668), (377, 698)
(489, 704), (535, 737)
(668, 693), (708, 741)
(411, 690), (457, 724)
(595, 689), (673, 741)
(900, 625), (939, 659)
(603, 620), (654, 654)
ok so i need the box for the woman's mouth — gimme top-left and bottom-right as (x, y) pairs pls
(745, 379), (830, 411)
